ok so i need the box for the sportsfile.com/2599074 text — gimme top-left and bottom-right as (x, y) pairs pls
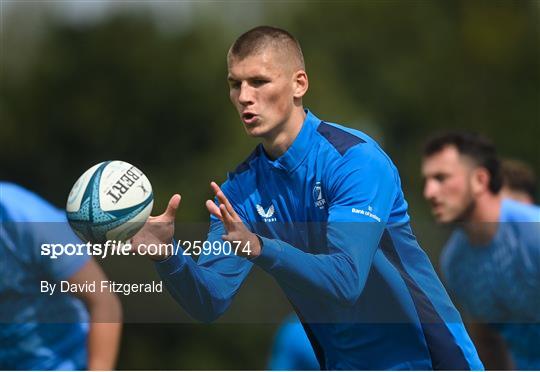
(40, 240), (252, 259)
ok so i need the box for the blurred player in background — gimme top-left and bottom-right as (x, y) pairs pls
(500, 158), (537, 205)
(267, 313), (318, 370)
(0, 182), (122, 370)
(133, 26), (483, 370)
(421, 132), (540, 370)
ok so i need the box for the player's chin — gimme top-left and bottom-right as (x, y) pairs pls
(431, 210), (448, 224)
(435, 213), (456, 224)
(243, 124), (266, 138)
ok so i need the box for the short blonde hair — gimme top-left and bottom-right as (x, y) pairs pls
(228, 26), (305, 71)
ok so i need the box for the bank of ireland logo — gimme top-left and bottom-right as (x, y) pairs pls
(313, 181), (326, 209)
(256, 203), (277, 222)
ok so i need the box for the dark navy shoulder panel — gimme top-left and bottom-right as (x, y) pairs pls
(228, 145), (260, 180)
(316, 122), (366, 156)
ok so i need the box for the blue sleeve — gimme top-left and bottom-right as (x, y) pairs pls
(1, 182), (90, 280)
(155, 182), (253, 323)
(253, 147), (397, 305)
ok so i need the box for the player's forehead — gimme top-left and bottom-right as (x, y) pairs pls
(422, 145), (469, 174)
(227, 48), (286, 80)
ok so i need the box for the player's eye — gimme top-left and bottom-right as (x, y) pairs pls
(434, 174), (447, 182)
(228, 80), (241, 89)
(251, 79), (268, 87)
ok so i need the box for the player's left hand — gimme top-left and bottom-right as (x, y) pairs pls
(205, 182), (261, 258)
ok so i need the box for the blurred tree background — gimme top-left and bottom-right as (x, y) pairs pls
(1, 1), (538, 369)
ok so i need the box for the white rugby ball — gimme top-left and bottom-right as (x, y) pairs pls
(66, 161), (154, 243)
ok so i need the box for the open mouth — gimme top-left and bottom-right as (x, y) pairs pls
(242, 113), (258, 125)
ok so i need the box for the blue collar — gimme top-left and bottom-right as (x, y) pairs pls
(260, 109), (320, 173)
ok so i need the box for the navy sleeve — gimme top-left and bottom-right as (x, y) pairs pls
(253, 146), (398, 305)
(155, 182), (253, 322)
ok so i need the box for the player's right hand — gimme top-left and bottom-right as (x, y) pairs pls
(130, 194), (181, 261)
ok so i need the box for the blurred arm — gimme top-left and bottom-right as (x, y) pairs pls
(69, 259), (122, 370)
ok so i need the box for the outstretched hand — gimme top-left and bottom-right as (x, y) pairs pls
(130, 194), (181, 261)
(205, 182), (261, 258)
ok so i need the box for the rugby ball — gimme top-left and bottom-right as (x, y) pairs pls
(66, 161), (154, 243)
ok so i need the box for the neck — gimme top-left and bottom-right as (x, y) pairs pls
(262, 107), (306, 160)
(463, 192), (502, 246)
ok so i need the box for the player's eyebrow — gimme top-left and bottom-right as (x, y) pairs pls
(429, 172), (448, 181)
(248, 74), (270, 81)
(227, 74), (270, 82)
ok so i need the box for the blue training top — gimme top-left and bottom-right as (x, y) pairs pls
(441, 198), (540, 370)
(0, 182), (90, 370)
(156, 110), (484, 370)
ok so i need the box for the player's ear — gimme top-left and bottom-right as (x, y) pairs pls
(292, 70), (308, 98)
(471, 167), (490, 195)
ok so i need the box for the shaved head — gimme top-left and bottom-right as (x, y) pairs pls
(227, 26), (305, 73)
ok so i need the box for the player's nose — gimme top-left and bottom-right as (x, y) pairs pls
(238, 82), (254, 106)
(423, 179), (438, 200)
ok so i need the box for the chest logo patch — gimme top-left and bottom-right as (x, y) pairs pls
(313, 181), (326, 209)
(256, 203), (277, 222)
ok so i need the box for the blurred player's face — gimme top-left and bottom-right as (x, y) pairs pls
(422, 146), (477, 223)
(227, 48), (306, 139)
